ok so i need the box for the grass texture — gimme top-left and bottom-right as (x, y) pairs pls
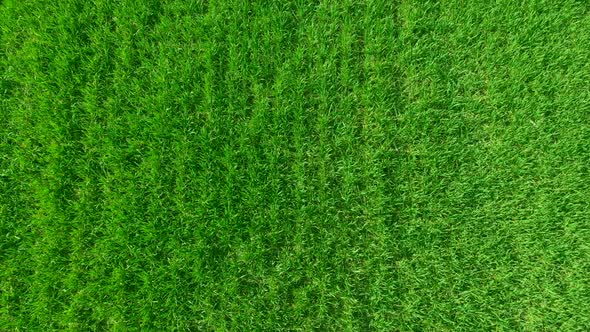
(2, 0), (590, 330)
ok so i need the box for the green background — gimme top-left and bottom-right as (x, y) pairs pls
(2, 0), (590, 330)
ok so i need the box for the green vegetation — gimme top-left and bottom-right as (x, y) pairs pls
(2, 0), (590, 330)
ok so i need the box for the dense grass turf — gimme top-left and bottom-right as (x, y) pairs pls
(2, 0), (590, 330)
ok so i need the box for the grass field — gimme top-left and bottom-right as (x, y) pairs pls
(2, 0), (590, 330)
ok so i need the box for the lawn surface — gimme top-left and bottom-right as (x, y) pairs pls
(2, 0), (590, 330)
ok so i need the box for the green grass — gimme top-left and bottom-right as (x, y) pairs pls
(2, 0), (590, 330)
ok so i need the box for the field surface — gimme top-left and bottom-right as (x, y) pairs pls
(2, 0), (590, 330)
